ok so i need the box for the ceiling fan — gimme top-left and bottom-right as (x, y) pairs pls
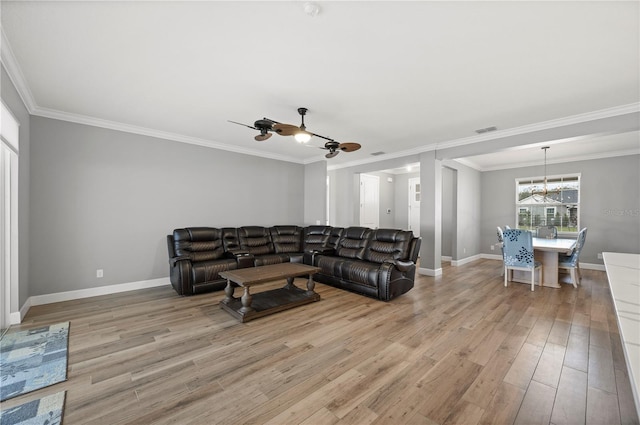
(227, 118), (276, 142)
(229, 107), (362, 159)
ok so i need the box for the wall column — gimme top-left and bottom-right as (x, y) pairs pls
(419, 150), (443, 276)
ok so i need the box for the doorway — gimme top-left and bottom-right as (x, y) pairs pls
(408, 177), (421, 236)
(1, 101), (19, 331)
(359, 174), (379, 228)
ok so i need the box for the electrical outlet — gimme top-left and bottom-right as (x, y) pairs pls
(597, 253), (603, 260)
(97, 269), (103, 278)
(490, 245), (495, 251)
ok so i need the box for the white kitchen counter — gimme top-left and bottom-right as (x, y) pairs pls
(603, 252), (640, 418)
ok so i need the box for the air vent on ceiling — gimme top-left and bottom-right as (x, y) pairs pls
(370, 151), (386, 156)
(475, 126), (497, 134)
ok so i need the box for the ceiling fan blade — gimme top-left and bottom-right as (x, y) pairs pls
(325, 150), (339, 159)
(228, 120), (257, 130)
(255, 133), (272, 142)
(339, 142), (361, 152)
(272, 123), (300, 136)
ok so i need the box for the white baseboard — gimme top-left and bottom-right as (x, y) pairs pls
(418, 267), (443, 277)
(452, 254), (482, 267)
(10, 302), (28, 325)
(579, 262), (606, 271)
(13, 277), (171, 324)
(482, 253), (503, 261)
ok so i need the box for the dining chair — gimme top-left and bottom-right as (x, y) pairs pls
(502, 229), (542, 291)
(497, 226), (505, 276)
(536, 225), (558, 239)
(558, 227), (587, 288)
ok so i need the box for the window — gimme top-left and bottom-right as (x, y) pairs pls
(516, 174), (580, 233)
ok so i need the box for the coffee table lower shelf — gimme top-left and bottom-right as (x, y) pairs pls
(220, 285), (320, 323)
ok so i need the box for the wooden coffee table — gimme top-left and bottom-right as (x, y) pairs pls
(219, 263), (321, 322)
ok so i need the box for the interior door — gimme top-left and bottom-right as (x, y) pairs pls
(1, 144), (7, 332)
(1, 102), (19, 332)
(360, 174), (379, 228)
(408, 177), (420, 236)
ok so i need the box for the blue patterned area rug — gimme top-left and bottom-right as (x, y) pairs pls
(0, 391), (66, 425)
(0, 322), (69, 402)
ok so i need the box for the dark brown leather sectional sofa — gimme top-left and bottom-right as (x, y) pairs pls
(167, 225), (421, 301)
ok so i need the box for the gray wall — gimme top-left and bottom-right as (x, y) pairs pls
(29, 117), (305, 296)
(445, 160), (482, 261)
(393, 171), (420, 230)
(304, 160), (327, 226)
(1, 65), (31, 307)
(481, 154), (640, 264)
(442, 167), (454, 257)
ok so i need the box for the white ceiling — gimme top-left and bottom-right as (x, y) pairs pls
(1, 1), (639, 170)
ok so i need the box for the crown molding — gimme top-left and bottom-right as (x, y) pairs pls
(32, 106), (305, 164)
(1, 28), (37, 112)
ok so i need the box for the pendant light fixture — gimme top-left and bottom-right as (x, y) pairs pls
(541, 146), (550, 197)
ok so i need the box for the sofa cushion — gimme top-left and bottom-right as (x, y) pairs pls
(335, 227), (371, 260)
(340, 260), (380, 287)
(238, 226), (274, 256)
(316, 255), (379, 288)
(270, 226), (303, 254)
(364, 229), (414, 263)
(173, 227), (225, 262)
(302, 225), (332, 252)
(221, 227), (241, 252)
(191, 258), (237, 284)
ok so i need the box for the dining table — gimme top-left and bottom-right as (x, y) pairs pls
(510, 236), (577, 288)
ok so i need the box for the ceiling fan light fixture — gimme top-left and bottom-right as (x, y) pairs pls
(294, 131), (312, 143)
(229, 107), (361, 159)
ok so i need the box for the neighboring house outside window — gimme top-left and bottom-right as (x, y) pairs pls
(516, 174), (580, 234)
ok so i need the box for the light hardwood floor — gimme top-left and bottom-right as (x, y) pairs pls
(2, 259), (639, 425)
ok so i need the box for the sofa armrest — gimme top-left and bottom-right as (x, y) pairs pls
(378, 260), (417, 301)
(167, 255), (193, 296)
(385, 260), (414, 272)
(225, 249), (251, 258)
(169, 255), (191, 267)
(303, 248), (336, 266)
(225, 250), (254, 268)
(310, 247), (336, 255)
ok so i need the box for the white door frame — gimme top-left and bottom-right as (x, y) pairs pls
(1, 101), (20, 328)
